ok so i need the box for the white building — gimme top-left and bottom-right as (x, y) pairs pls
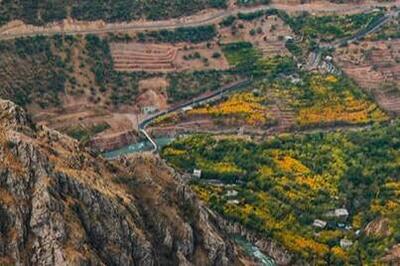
(193, 169), (202, 178)
(334, 208), (349, 218)
(182, 106), (193, 112)
(225, 190), (238, 197)
(340, 239), (353, 249)
(313, 219), (327, 229)
(284, 35), (294, 41)
(326, 208), (349, 218)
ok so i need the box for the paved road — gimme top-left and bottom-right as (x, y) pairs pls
(324, 8), (400, 48)
(0, 2), (398, 40)
(139, 79), (252, 152)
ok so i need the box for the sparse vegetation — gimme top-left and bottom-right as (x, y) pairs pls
(65, 123), (111, 141)
(0, 0), (227, 26)
(0, 36), (70, 107)
(167, 71), (233, 102)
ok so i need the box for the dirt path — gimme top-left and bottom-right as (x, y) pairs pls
(0, 1), (398, 41)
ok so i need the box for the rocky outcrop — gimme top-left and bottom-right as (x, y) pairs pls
(365, 217), (391, 237)
(0, 99), (248, 265)
(89, 130), (139, 152)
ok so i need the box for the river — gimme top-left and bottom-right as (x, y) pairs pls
(233, 236), (276, 266)
(103, 137), (174, 159)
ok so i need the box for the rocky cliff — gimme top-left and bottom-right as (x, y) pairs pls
(0, 99), (249, 265)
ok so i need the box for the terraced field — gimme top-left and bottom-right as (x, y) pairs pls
(111, 43), (178, 72)
(152, 73), (387, 134)
(335, 40), (400, 114)
(111, 42), (229, 72)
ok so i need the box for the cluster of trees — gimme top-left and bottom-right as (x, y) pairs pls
(189, 92), (270, 126)
(163, 121), (400, 264)
(290, 11), (385, 42)
(72, 0), (227, 21)
(222, 42), (296, 77)
(219, 8), (290, 26)
(65, 123), (110, 142)
(167, 70), (228, 102)
(0, 0), (67, 26)
(0, 0), (227, 26)
(236, 0), (271, 7)
(138, 26), (217, 44)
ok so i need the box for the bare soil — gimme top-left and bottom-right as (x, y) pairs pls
(110, 42), (229, 72)
(335, 40), (400, 114)
(137, 77), (170, 110)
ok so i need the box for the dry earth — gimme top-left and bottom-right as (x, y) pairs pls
(110, 42), (229, 72)
(219, 14), (292, 57)
(335, 40), (400, 114)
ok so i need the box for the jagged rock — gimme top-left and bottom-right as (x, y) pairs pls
(0, 99), (248, 265)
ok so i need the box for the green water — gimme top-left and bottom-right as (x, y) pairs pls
(103, 137), (174, 159)
(233, 236), (275, 266)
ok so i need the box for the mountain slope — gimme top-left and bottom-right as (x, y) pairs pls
(0, 98), (245, 265)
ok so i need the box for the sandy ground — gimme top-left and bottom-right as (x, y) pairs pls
(137, 77), (170, 110)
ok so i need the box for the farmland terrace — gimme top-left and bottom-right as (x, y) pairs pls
(335, 40), (400, 114)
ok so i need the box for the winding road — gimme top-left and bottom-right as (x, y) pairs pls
(138, 79), (252, 152)
(0, 2), (398, 40)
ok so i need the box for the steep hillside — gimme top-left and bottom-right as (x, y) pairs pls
(0, 98), (247, 265)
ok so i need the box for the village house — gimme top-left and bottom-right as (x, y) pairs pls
(340, 238), (353, 249)
(312, 219), (327, 229)
(193, 169), (202, 178)
(225, 190), (239, 197)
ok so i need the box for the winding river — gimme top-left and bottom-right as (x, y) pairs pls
(103, 137), (174, 159)
(233, 236), (276, 266)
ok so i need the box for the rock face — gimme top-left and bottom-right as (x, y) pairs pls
(0, 99), (246, 265)
(89, 130), (139, 152)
